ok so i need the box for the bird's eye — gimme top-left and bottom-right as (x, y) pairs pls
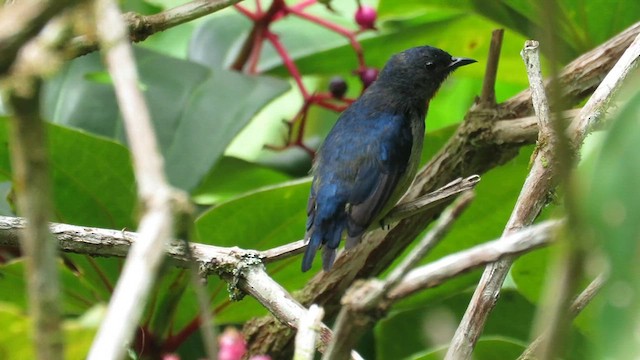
(425, 61), (435, 69)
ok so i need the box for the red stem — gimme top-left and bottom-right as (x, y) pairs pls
(234, 3), (257, 20)
(265, 30), (309, 98)
(286, 6), (366, 69)
(248, 27), (265, 74)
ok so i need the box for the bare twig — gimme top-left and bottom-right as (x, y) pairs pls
(68, 0), (244, 56)
(260, 175), (481, 263)
(4, 77), (62, 360)
(445, 39), (563, 360)
(294, 304), (325, 360)
(478, 29), (504, 107)
(323, 194), (475, 360)
(382, 176), (480, 227)
(389, 220), (561, 300)
(518, 273), (608, 360)
(87, 0), (178, 359)
(446, 35), (640, 360)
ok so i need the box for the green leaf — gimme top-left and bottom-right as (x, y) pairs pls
(581, 89), (640, 358)
(192, 156), (292, 205)
(0, 303), (96, 359)
(196, 178), (309, 250)
(376, 289), (534, 360)
(0, 260), (98, 316)
(42, 47), (290, 191)
(407, 337), (526, 360)
(194, 178), (315, 322)
(0, 118), (136, 229)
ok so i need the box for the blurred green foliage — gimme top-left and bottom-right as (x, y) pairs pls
(0, 0), (638, 358)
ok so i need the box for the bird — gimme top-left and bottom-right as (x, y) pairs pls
(301, 46), (476, 272)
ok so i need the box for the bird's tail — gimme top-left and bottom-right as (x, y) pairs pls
(302, 206), (346, 272)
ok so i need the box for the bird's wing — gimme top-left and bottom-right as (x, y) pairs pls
(346, 113), (413, 238)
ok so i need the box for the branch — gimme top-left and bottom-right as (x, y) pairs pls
(388, 220), (561, 300)
(260, 175), (481, 263)
(68, 0), (244, 57)
(0, 216), (362, 360)
(478, 29), (504, 108)
(87, 0), (181, 358)
(294, 304), (325, 360)
(323, 193), (475, 360)
(4, 72), (62, 360)
(446, 33), (640, 360)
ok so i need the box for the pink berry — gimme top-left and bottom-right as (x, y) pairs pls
(355, 6), (377, 30)
(249, 356), (272, 360)
(358, 68), (379, 88)
(218, 328), (247, 360)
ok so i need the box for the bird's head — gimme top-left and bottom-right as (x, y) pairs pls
(375, 46), (476, 100)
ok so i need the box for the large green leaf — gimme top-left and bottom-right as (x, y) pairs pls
(42, 47), (289, 191)
(378, 0), (640, 61)
(0, 118), (136, 229)
(581, 89), (640, 358)
(376, 289), (534, 359)
(0, 303), (96, 359)
(192, 156), (292, 205)
(0, 260), (99, 316)
(407, 337), (526, 360)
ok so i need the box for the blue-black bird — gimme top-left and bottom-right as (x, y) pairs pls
(302, 46), (476, 272)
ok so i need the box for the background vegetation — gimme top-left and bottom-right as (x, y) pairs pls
(0, 0), (639, 359)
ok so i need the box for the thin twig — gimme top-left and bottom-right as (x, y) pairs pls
(382, 176), (480, 227)
(478, 29), (504, 108)
(87, 0), (178, 359)
(446, 39), (562, 360)
(68, 0), (244, 56)
(446, 35), (640, 360)
(389, 220), (561, 300)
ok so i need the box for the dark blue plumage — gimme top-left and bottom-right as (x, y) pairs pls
(302, 46), (476, 272)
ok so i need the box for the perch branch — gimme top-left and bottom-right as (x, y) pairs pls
(260, 175), (480, 263)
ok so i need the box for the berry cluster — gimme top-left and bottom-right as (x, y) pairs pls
(233, 0), (379, 156)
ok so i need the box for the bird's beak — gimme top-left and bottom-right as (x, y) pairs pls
(449, 57), (477, 68)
